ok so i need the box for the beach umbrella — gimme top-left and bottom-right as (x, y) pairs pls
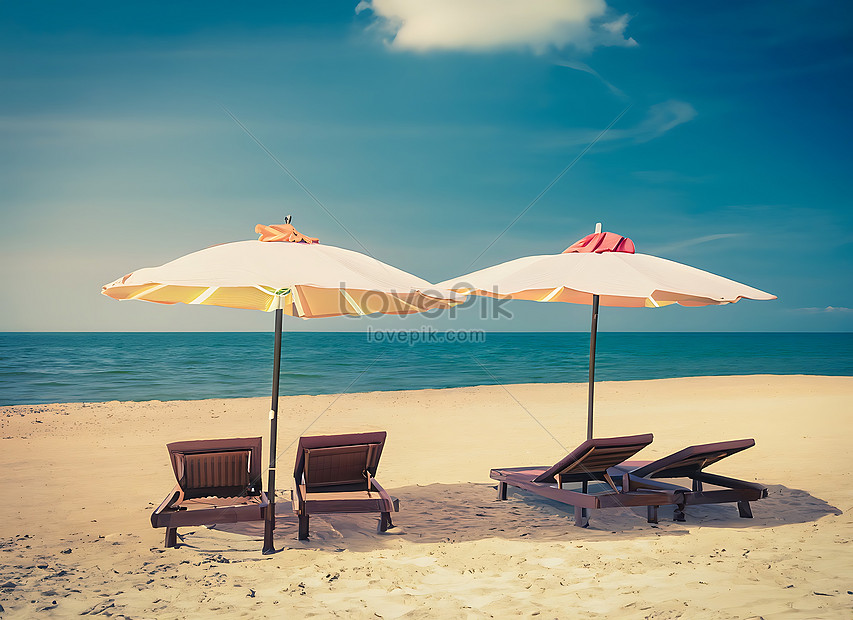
(102, 218), (463, 554)
(439, 224), (775, 441)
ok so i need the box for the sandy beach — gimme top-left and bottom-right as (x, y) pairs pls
(1, 374), (850, 618)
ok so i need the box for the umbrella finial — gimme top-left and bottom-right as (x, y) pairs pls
(594, 222), (602, 234)
(284, 215), (292, 224)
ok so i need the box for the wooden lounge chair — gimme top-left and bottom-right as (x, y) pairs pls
(292, 431), (399, 540)
(491, 434), (685, 527)
(610, 438), (768, 521)
(151, 437), (269, 548)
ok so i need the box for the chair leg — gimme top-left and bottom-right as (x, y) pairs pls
(647, 505), (659, 524)
(497, 482), (507, 500)
(298, 514), (309, 540)
(378, 512), (391, 533)
(737, 501), (753, 518)
(574, 506), (589, 528)
(164, 528), (177, 548)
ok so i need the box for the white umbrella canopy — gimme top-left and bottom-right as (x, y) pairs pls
(102, 239), (457, 317)
(439, 225), (776, 442)
(441, 236), (775, 308)
(102, 220), (463, 554)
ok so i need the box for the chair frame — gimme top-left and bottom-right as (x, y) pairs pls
(490, 434), (684, 527)
(151, 437), (269, 548)
(610, 438), (768, 521)
(292, 431), (399, 540)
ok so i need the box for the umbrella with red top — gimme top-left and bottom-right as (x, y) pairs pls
(440, 224), (776, 440)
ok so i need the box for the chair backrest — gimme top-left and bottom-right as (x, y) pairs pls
(166, 437), (263, 499)
(294, 431), (387, 490)
(630, 438), (755, 479)
(533, 434), (654, 484)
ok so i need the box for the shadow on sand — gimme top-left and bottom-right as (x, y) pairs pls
(192, 481), (841, 554)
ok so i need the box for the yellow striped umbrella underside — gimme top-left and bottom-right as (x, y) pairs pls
(102, 282), (454, 318)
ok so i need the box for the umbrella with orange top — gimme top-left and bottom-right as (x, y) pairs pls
(102, 218), (463, 553)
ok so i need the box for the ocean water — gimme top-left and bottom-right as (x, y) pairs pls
(1, 332), (851, 406)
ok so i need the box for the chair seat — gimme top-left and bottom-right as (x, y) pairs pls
(491, 467), (682, 510)
(178, 495), (266, 510)
(491, 466), (549, 478)
(303, 490), (393, 514)
(152, 490), (268, 528)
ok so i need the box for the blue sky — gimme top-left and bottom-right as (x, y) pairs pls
(1, 0), (851, 332)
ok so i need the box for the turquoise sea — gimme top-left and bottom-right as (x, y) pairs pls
(1, 332), (851, 406)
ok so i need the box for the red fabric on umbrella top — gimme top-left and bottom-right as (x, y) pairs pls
(563, 231), (635, 254)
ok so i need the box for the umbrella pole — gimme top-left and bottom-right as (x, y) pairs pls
(586, 294), (600, 440)
(579, 293), (600, 526)
(262, 308), (283, 555)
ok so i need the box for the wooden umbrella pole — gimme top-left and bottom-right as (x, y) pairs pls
(585, 222), (604, 443)
(263, 307), (283, 554)
(579, 223), (603, 517)
(587, 293), (600, 441)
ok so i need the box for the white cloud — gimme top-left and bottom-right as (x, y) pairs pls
(356, 0), (637, 53)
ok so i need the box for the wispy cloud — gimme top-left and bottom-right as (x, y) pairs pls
(541, 100), (697, 149)
(631, 169), (713, 184)
(554, 58), (625, 97)
(615, 100), (697, 143)
(647, 233), (748, 256)
(796, 306), (853, 314)
(0, 115), (214, 143)
(356, 0), (637, 53)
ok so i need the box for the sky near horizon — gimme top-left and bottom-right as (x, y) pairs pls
(1, 1), (851, 332)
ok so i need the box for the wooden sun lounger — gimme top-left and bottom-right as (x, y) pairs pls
(151, 437), (269, 548)
(292, 431), (399, 540)
(610, 438), (768, 521)
(490, 434), (686, 527)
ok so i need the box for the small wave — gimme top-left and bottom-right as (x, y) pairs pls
(1, 332), (850, 405)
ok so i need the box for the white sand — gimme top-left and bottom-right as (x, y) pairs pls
(1, 375), (851, 618)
